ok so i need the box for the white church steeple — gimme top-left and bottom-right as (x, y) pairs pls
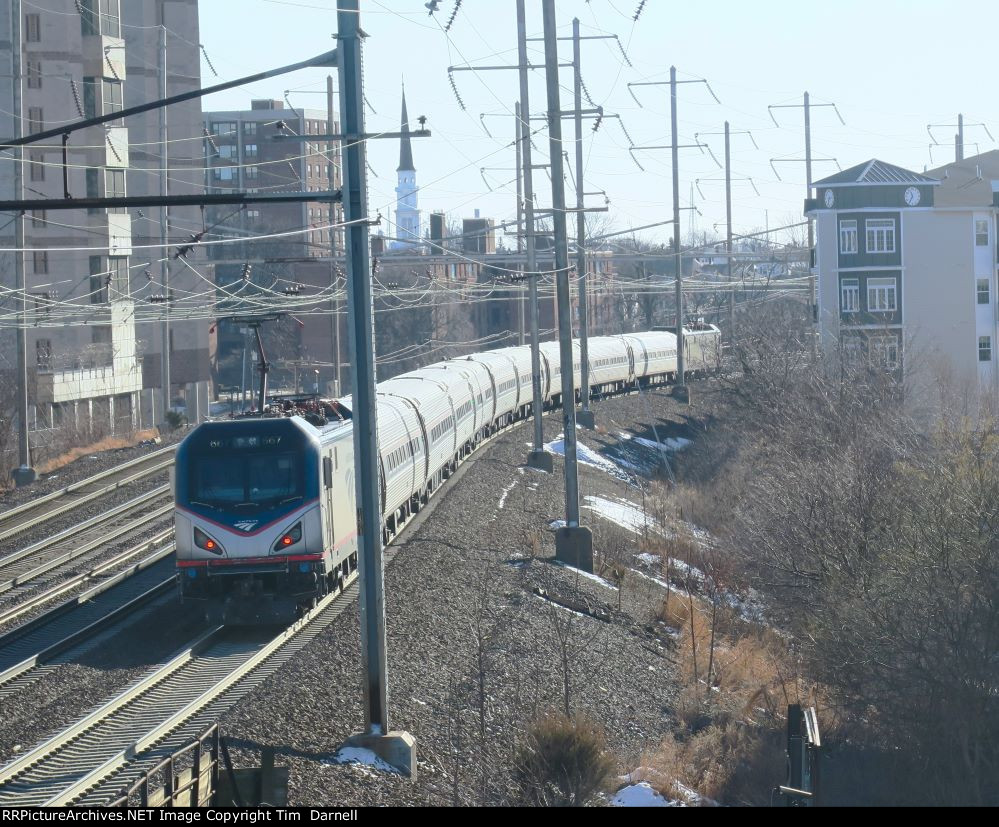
(393, 83), (420, 248)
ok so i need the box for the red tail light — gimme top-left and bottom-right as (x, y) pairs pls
(194, 527), (224, 555)
(273, 522), (303, 552)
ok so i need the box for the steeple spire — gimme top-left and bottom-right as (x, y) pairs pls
(398, 83), (415, 172)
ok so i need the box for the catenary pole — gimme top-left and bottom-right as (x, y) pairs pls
(514, 101), (525, 347)
(725, 121), (734, 335)
(670, 66), (685, 387)
(159, 23), (172, 423)
(542, 0), (580, 527)
(10, 0), (34, 486)
(337, 0), (388, 735)
(328, 74), (341, 395)
(572, 18), (593, 428)
(517, 0), (551, 472)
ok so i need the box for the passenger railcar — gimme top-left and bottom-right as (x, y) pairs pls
(174, 326), (720, 623)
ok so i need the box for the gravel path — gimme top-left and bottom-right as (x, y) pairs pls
(217, 385), (711, 806)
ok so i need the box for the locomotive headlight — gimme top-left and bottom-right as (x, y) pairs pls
(194, 527), (224, 555)
(274, 522), (303, 552)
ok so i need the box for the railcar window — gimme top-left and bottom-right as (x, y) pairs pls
(191, 451), (302, 509)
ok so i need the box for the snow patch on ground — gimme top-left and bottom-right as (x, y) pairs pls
(325, 747), (402, 776)
(584, 495), (656, 535)
(635, 436), (692, 453)
(612, 782), (673, 807)
(497, 480), (517, 509)
(548, 519), (567, 531)
(554, 560), (618, 590)
(545, 434), (633, 482)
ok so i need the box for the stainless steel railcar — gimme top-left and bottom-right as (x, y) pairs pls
(174, 326), (720, 623)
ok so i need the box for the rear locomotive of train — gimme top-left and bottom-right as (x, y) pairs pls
(174, 416), (356, 625)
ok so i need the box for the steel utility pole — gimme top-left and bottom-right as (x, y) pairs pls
(517, 0), (552, 473)
(542, 0), (592, 571)
(669, 67), (685, 393)
(769, 94), (843, 355)
(327, 74), (342, 396)
(572, 18), (594, 430)
(10, 0), (34, 487)
(725, 121), (734, 334)
(629, 69), (720, 401)
(337, 0), (415, 777)
(159, 22), (172, 424)
(514, 101), (526, 347)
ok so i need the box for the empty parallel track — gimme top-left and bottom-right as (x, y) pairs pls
(0, 553), (177, 696)
(0, 447), (174, 545)
(0, 491), (173, 625)
(0, 576), (358, 807)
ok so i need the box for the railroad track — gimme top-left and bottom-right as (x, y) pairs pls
(0, 400), (538, 806)
(0, 489), (173, 625)
(0, 575), (359, 807)
(0, 447), (174, 546)
(0, 554), (176, 696)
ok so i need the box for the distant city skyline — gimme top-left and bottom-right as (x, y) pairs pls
(197, 0), (999, 248)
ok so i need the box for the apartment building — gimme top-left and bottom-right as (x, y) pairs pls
(807, 155), (999, 403)
(0, 0), (211, 449)
(202, 99), (343, 396)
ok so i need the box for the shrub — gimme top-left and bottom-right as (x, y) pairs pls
(513, 713), (614, 807)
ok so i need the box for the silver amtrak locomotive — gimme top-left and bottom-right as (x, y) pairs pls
(173, 327), (720, 623)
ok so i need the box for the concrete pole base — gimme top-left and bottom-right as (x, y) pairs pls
(671, 384), (691, 405)
(344, 730), (417, 779)
(555, 526), (593, 573)
(576, 409), (596, 430)
(11, 466), (37, 487)
(527, 450), (554, 473)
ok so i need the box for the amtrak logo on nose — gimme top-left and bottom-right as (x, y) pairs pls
(234, 520), (258, 533)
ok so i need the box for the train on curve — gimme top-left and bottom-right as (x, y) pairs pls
(173, 326), (721, 623)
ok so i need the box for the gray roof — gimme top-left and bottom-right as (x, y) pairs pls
(814, 159), (939, 188)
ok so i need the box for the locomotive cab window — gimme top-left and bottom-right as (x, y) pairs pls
(190, 448), (303, 510)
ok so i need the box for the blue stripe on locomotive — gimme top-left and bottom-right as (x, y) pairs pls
(175, 417), (321, 531)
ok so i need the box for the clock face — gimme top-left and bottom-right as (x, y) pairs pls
(824, 189), (835, 208)
(904, 186), (921, 206)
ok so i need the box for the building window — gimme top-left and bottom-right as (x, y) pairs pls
(976, 219), (990, 246)
(245, 166), (258, 179)
(27, 107), (43, 134)
(840, 278), (860, 313)
(31, 209), (46, 228)
(83, 78), (98, 118)
(244, 121), (257, 136)
(80, 0), (120, 37)
(36, 339), (51, 370)
(865, 218), (896, 253)
(980, 336), (992, 363)
(867, 277), (897, 312)
(29, 152), (45, 182)
(33, 251), (48, 274)
(244, 144), (258, 158)
(89, 256), (107, 304)
(25, 13), (40, 42)
(103, 80), (123, 120)
(218, 145), (236, 160)
(978, 278), (991, 305)
(26, 59), (42, 89)
(870, 336), (900, 371)
(839, 220), (858, 254)
(211, 121), (237, 136)
(214, 166), (235, 181)
(105, 168), (126, 214)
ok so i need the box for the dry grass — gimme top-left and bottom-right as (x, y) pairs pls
(1, 430), (162, 491)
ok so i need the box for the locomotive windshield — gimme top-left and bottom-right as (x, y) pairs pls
(189, 450), (303, 511)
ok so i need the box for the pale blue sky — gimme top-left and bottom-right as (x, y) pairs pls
(197, 0), (999, 247)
